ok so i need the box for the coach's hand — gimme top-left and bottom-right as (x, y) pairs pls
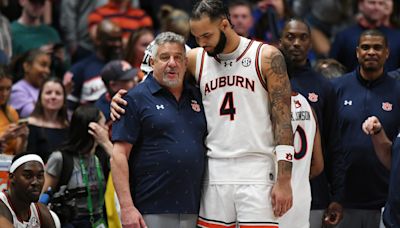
(324, 201), (343, 225)
(271, 178), (293, 217)
(110, 89), (128, 121)
(121, 206), (147, 228)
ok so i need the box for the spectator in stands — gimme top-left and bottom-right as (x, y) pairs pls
(330, 0), (400, 72)
(43, 104), (112, 227)
(60, 0), (107, 63)
(9, 49), (51, 118)
(382, 0), (400, 28)
(0, 66), (28, 155)
(96, 60), (138, 125)
(252, 0), (292, 45)
(88, 0), (153, 46)
(10, 0), (60, 57)
(333, 29), (400, 228)
(139, 0), (195, 32)
(292, 0), (354, 57)
(124, 27), (154, 70)
(314, 59), (347, 79)
(64, 20), (122, 111)
(26, 77), (68, 163)
(140, 5), (191, 76)
(0, 0), (12, 59)
(228, 0), (254, 39)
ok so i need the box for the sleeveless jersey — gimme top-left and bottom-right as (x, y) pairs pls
(279, 93), (316, 228)
(0, 191), (41, 228)
(195, 37), (275, 159)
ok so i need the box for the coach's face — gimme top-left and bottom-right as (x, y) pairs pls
(190, 15), (228, 57)
(357, 35), (389, 72)
(151, 42), (187, 89)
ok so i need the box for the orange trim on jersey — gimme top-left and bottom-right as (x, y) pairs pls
(197, 220), (236, 228)
(198, 50), (206, 85)
(236, 40), (254, 62)
(35, 203), (42, 226)
(213, 56), (222, 64)
(239, 225), (278, 228)
(255, 43), (268, 91)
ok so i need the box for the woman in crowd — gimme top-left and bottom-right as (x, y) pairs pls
(0, 66), (28, 155)
(26, 77), (69, 163)
(124, 27), (154, 79)
(42, 104), (112, 227)
(9, 49), (51, 118)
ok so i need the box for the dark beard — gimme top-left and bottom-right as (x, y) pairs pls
(207, 30), (227, 57)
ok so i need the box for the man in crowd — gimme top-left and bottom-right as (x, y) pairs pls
(96, 60), (139, 125)
(228, 0), (254, 39)
(64, 19), (122, 111)
(11, 0), (60, 56)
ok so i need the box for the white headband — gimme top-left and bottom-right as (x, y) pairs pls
(9, 154), (44, 173)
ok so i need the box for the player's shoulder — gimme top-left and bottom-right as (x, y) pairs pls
(187, 47), (203, 75)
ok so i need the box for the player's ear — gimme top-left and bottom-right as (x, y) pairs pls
(221, 18), (229, 31)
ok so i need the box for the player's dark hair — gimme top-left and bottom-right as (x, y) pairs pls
(191, 0), (231, 25)
(285, 17), (311, 35)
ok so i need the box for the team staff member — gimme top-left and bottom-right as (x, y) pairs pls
(362, 116), (400, 228)
(279, 18), (345, 227)
(333, 29), (400, 227)
(0, 153), (56, 227)
(111, 32), (207, 228)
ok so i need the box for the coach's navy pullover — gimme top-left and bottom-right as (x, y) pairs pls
(333, 68), (400, 209)
(289, 62), (345, 209)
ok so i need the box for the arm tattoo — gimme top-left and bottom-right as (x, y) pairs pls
(264, 50), (293, 146)
(270, 54), (287, 75)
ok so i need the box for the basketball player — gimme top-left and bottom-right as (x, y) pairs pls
(111, 0), (294, 227)
(279, 92), (324, 228)
(0, 153), (56, 228)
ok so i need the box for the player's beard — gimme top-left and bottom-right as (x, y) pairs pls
(207, 30), (227, 57)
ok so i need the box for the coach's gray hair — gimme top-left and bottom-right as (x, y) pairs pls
(151, 32), (186, 58)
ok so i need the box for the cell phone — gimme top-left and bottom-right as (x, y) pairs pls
(17, 118), (29, 125)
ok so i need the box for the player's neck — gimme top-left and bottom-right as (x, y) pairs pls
(7, 191), (31, 221)
(222, 31), (241, 55)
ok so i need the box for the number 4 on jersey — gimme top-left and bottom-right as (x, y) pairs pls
(220, 92), (236, 121)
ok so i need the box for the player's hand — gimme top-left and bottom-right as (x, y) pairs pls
(324, 202), (343, 225)
(271, 178), (292, 217)
(362, 116), (382, 135)
(110, 89), (128, 121)
(121, 206), (147, 228)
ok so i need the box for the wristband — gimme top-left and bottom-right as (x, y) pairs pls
(275, 145), (294, 162)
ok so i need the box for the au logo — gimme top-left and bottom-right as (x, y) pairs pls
(242, 57), (251, 67)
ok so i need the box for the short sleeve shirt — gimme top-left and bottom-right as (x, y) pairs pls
(112, 74), (207, 214)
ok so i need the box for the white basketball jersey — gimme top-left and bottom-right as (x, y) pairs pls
(0, 192), (41, 228)
(195, 37), (275, 159)
(279, 93), (316, 228)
